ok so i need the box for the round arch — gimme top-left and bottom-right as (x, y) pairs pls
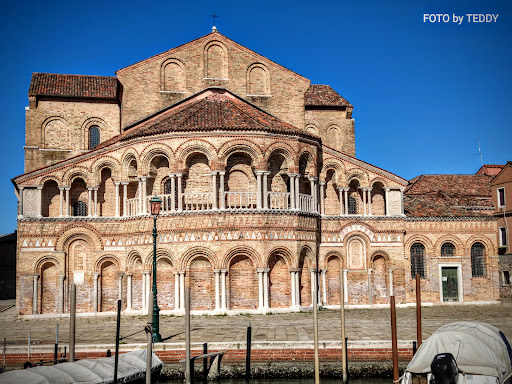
(265, 247), (294, 269)
(221, 246), (262, 269)
(34, 256), (61, 274)
(55, 224), (103, 252)
(175, 139), (217, 171)
(218, 139), (264, 168)
(140, 143), (174, 175)
(179, 246), (218, 271)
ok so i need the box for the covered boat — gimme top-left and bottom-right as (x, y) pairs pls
(0, 349), (163, 384)
(402, 322), (512, 384)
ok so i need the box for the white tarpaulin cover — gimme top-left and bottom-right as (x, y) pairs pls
(0, 349), (163, 384)
(406, 322), (512, 382)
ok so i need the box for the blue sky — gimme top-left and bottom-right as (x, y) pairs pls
(0, 0), (510, 234)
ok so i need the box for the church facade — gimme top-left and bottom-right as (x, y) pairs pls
(13, 30), (499, 316)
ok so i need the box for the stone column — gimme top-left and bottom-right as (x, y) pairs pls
(219, 171), (226, 210)
(93, 187), (98, 217)
(176, 173), (183, 212)
(344, 188), (349, 215)
(174, 272), (180, 310)
(263, 268), (270, 309)
(343, 269), (349, 303)
(257, 268), (264, 310)
(319, 181), (326, 215)
(255, 171), (263, 210)
(32, 274), (39, 314)
(122, 182), (128, 217)
(126, 274), (132, 309)
(93, 273), (100, 312)
(388, 269), (394, 297)
(118, 272), (124, 303)
(321, 269), (327, 305)
(114, 182), (120, 217)
(362, 188), (367, 216)
(308, 178), (316, 212)
(263, 172), (270, 209)
(367, 268), (373, 305)
(211, 171), (218, 210)
(214, 270), (221, 311)
(65, 187), (70, 217)
(384, 188), (390, 216)
(295, 176), (300, 210)
(137, 178), (143, 215)
(141, 177), (147, 214)
(59, 274), (65, 314)
(146, 271), (151, 314)
(36, 186), (43, 218)
(289, 173), (296, 210)
(170, 174), (176, 212)
(179, 271), (185, 309)
(18, 186), (24, 218)
(290, 270), (296, 308)
(87, 187), (93, 217)
(400, 187), (406, 215)
(367, 187), (373, 216)
(58, 187), (64, 217)
(142, 271), (148, 311)
(220, 269), (227, 310)
(295, 270), (301, 306)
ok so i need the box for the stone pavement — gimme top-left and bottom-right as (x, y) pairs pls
(1, 299), (511, 347)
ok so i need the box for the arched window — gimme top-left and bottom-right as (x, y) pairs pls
(72, 201), (88, 216)
(471, 242), (486, 277)
(89, 126), (100, 149)
(441, 242), (455, 256)
(348, 197), (357, 214)
(410, 243), (425, 279)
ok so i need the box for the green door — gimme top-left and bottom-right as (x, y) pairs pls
(442, 267), (459, 302)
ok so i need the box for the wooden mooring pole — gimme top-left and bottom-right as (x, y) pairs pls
(390, 295), (399, 382)
(340, 268), (347, 383)
(113, 299), (121, 383)
(69, 284), (76, 362)
(313, 288), (320, 384)
(3, 337), (6, 372)
(246, 323), (252, 383)
(185, 287), (191, 384)
(146, 290), (154, 384)
(416, 274), (422, 348)
(54, 323), (59, 365)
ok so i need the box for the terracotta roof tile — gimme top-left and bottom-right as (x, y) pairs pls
(119, 89), (314, 141)
(304, 84), (352, 107)
(404, 174), (494, 217)
(28, 73), (119, 100)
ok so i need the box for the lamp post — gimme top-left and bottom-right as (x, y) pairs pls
(150, 194), (162, 342)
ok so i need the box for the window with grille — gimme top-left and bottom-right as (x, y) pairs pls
(89, 126), (100, 149)
(348, 197), (356, 214)
(471, 242), (486, 277)
(441, 242), (455, 256)
(410, 242), (425, 278)
(72, 201), (88, 216)
(164, 178), (172, 194)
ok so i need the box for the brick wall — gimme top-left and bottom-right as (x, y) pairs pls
(228, 255), (258, 310)
(269, 254), (291, 308)
(189, 257), (215, 311)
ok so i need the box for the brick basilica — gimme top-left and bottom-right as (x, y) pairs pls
(13, 29), (499, 317)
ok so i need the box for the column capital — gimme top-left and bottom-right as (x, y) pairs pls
(254, 170), (265, 176)
(114, 181), (121, 186)
(33, 274), (40, 280)
(343, 269), (349, 273)
(220, 269), (228, 273)
(125, 272), (133, 277)
(19, 185), (25, 190)
(118, 272), (125, 278)
(178, 270), (186, 275)
(213, 269), (221, 273)
(64, 186), (71, 191)
(121, 181), (129, 186)
(175, 172), (183, 177)
(309, 267), (318, 273)
(256, 268), (265, 273)
(289, 268), (301, 273)
(88, 186), (99, 191)
(218, 171), (226, 176)
(308, 176), (318, 182)
(59, 274), (66, 280)
(367, 268), (373, 274)
(319, 181), (326, 186)
(93, 272), (100, 278)
(399, 187), (406, 192)
(263, 171), (271, 176)
(58, 186), (66, 191)
(138, 176), (147, 181)
(320, 269), (327, 274)
(288, 173), (298, 177)
(36, 185), (43, 190)
(143, 270), (152, 275)
(384, 187), (391, 192)
(210, 170), (219, 176)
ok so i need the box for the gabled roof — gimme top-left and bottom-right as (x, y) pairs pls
(28, 73), (119, 100)
(305, 84), (353, 108)
(490, 161), (512, 186)
(475, 164), (504, 176)
(404, 174), (494, 217)
(98, 88), (318, 147)
(116, 31), (308, 82)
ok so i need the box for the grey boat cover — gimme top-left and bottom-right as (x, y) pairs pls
(406, 322), (512, 382)
(0, 349), (163, 384)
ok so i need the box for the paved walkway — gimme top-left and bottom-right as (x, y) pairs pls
(1, 300), (511, 346)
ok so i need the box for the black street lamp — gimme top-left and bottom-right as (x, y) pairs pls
(150, 194), (162, 342)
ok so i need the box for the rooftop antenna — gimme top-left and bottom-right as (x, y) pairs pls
(211, 12), (219, 32)
(473, 139), (484, 168)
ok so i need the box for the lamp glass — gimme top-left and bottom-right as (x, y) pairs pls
(150, 195), (162, 216)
